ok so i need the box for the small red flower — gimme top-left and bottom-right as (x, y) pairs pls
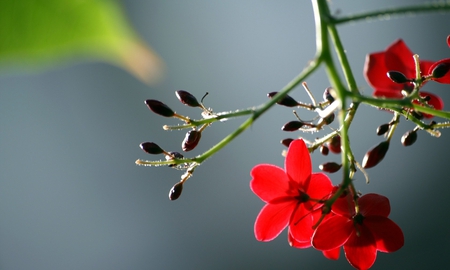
(312, 193), (404, 270)
(364, 39), (443, 118)
(250, 139), (333, 243)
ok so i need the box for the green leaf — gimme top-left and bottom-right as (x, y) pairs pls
(0, 0), (164, 83)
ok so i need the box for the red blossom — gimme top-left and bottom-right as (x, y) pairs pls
(364, 39), (444, 118)
(312, 193), (404, 270)
(250, 139), (333, 243)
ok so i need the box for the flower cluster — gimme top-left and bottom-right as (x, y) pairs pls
(250, 139), (404, 270)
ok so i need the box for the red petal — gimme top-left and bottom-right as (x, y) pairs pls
(364, 216), (404, 252)
(413, 91), (444, 119)
(285, 139), (312, 187)
(447, 35), (450, 48)
(306, 173), (333, 200)
(359, 193), (390, 217)
(288, 229), (311, 249)
(364, 52), (397, 91)
(322, 247), (340, 260)
(312, 215), (353, 251)
(385, 39), (416, 78)
(254, 201), (296, 241)
(343, 225), (377, 270)
(428, 58), (450, 84)
(289, 203), (314, 242)
(332, 193), (355, 218)
(250, 164), (291, 202)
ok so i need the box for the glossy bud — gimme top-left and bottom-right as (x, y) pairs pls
(281, 121), (304, 131)
(401, 130), (417, 146)
(267, 92), (299, 107)
(387, 71), (410, 84)
(169, 181), (183, 200)
(431, 62), (450, 79)
(376, 123), (390, 136)
(145, 99), (175, 117)
(319, 162), (342, 173)
(281, 138), (294, 147)
(321, 113), (335, 125)
(140, 142), (164, 154)
(182, 130), (202, 151)
(166, 152), (184, 167)
(175, 90), (201, 107)
(362, 141), (390, 169)
(327, 135), (341, 154)
(323, 87), (335, 103)
(320, 145), (329, 156)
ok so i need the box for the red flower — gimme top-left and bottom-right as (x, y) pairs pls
(364, 39), (443, 118)
(250, 139), (333, 243)
(312, 193), (404, 270)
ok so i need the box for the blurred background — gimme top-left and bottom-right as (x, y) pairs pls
(1, 1), (450, 269)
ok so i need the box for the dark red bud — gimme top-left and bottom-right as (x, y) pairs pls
(267, 92), (299, 107)
(411, 110), (424, 120)
(281, 138), (294, 147)
(182, 130), (202, 151)
(145, 99), (175, 117)
(327, 135), (341, 154)
(319, 162), (342, 173)
(169, 181), (183, 200)
(401, 130), (417, 146)
(320, 145), (329, 156)
(323, 87), (335, 103)
(322, 113), (335, 125)
(362, 141), (390, 169)
(376, 123), (390, 136)
(281, 121), (304, 131)
(175, 90), (201, 107)
(387, 71), (410, 84)
(140, 142), (164, 154)
(431, 62), (450, 79)
(166, 152), (184, 167)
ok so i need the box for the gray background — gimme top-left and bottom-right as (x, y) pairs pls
(1, 1), (450, 269)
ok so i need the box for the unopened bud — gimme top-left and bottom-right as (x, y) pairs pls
(169, 181), (183, 200)
(401, 130), (418, 146)
(327, 135), (341, 154)
(362, 141), (390, 169)
(431, 62), (450, 79)
(145, 99), (175, 117)
(281, 138), (294, 147)
(182, 130), (202, 151)
(267, 92), (299, 107)
(321, 113), (335, 125)
(175, 90), (201, 107)
(323, 87), (335, 103)
(320, 145), (329, 156)
(282, 121), (304, 131)
(140, 142), (164, 154)
(166, 152), (184, 167)
(387, 71), (410, 84)
(376, 123), (390, 136)
(319, 162), (342, 173)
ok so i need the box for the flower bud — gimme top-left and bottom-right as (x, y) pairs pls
(281, 138), (294, 147)
(281, 121), (304, 131)
(166, 151), (184, 167)
(323, 87), (335, 103)
(169, 181), (183, 200)
(387, 71), (410, 84)
(401, 130), (417, 146)
(376, 123), (390, 136)
(182, 130), (202, 151)
(431, 62), (450, 79)
(320, 145), (329, 156)
(145, 99), (175, 117)
(267, 92), (299, 107)
(362, 141), (390, 169)
(319, 162), (342, 173)
(175, 90), (201, 107)
(321, 112), (335, 125)
(140, 142), (164, 154)
(327, 135), (341, 154)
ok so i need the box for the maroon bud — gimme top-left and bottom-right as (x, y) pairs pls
(169, 181), (183, 200)
(401, 130), (417, 146)
(387, 71), (410, 84)
(327, 135), (341, 154)
(362, 141), (390, 169)
(182, 130), (202, 151)
(145, 99), (175, 117)
(323, 87), (335, 103)
(431, 62), (450, 79)
(267, 92), (299, 107)
(175, 90), (201, 107)
(410, 110), (424, 120)
(281, 138), (294, 147)
(166, 152), (184, 167)
(140, 142), (164, 154)
(376, 123), (390, 136)
(282, 121), (304, 131)
(320, 145), (329, 156)
(319, 162), (342, 173)
(322, 113), (335, 125)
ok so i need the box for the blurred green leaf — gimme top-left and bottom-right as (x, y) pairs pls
(0, 0), (164, 83)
